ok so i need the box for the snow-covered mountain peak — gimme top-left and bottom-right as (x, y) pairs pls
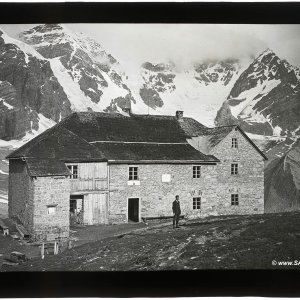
(20, 24), (119, 71)
(127, 57), (250, 127)
(216, 49), (300, 139)
(0, 28), (44, 64)
(19, 24), (135, 113)
(256, 48), (276, 61)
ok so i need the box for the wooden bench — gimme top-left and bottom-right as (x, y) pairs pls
(0, 219), (9, 235)
(40, 240), (60, 259)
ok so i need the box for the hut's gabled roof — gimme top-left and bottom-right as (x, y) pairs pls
(7, 111), (265, 164)
(7, 122), (104, 161)
(7, 112), (219, 163)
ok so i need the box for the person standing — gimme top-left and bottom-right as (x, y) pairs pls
(172, 195), (181, 228)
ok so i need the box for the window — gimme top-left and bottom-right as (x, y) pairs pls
(129, 166), (138, 181)
(67, 165), (78, 179)
(47, 205), (56, 215)
(232, 138), (238, 148)
(231, 163), (238, 175)
(231, 194), (239, 206)
(193, 197), (201, 210)
(193, 166), (201, 178)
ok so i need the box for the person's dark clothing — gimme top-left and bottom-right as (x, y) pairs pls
(172, 200), (181, 215)
(173, 213), (180, 228)
(172, 200), (181, 227)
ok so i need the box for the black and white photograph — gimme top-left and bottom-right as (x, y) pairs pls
(0, 4), (300, 279)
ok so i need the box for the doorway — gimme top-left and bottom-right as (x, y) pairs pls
(128, 198), (139, 222)
(70, 195), (83, 225)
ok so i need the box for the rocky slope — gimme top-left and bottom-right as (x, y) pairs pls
(0, 24), (139, 142)
(0, 29), (70, 140)
(215, 49), (300, 137)
(265, 138), (300, 213)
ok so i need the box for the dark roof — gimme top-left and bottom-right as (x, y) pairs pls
(25, 158), (70, 177)
(7, 123), (104, 161)
(62, 112), (190, 143)
(178, 120), (234, 148)
(7, 111), (266, 163)
(92, 142), (219, 163)
(178, 117), (208, 137)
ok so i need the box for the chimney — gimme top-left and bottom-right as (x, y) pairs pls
(122, 107), (132, 115)
(176, 110), (183, 121)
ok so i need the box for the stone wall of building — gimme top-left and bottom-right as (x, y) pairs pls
(108, 163), (220, 223)
(32, 176), (70, 241)
(108, 130), (265, 223)
(8, 159), (35, 233)
(209, 128), (265, 215)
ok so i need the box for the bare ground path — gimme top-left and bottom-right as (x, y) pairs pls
(2, 211), (300, 271)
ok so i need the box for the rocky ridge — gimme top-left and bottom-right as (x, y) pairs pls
(215, 49), (300, 137)
(0, 29), (70, 140)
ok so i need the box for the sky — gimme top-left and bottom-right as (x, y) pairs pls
(2, 23), (300, 71)
(69, 24), (300, 71)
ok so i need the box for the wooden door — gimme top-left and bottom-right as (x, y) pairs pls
(83, 194), (107, 225)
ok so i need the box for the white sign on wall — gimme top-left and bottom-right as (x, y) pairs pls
(162, 174), (171, 182)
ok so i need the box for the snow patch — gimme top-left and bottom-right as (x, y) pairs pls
(0, 113), (56, 149)
(50, 58), (102, 112)
(273, 125), (282, 136)
(0, 98), (13, 110)
(0, 139), (24, 149)
(229, 79), (281, 120)
(98, 71), (128, 110)
(128, 61), (247, 127)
